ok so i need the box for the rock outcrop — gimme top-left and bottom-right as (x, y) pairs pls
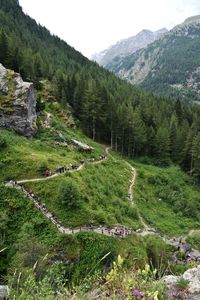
(164, 265), (200, 300)
(0, 63), (37, 137)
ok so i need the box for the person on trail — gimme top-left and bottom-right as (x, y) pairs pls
(45, 169), (50, 177)
(56, 168), (60, 174)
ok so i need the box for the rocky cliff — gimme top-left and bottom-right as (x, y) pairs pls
(0, 64), (37, 137)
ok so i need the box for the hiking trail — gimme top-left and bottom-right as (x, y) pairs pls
(5, 146), (200, 258)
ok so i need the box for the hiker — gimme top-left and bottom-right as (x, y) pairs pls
(45, 169), (50, 177)
(80, 159), (84, 164)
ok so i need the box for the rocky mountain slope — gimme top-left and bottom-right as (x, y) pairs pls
(106, 15), (200, 101)
(91, 28), (167, 66)
(0, 63), (37, 137)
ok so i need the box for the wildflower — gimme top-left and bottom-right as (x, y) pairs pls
(132, 289), (140, 297)
(172, 291), (177, 297)
(139, 292), (144, 298)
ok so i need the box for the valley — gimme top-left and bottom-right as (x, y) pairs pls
(0, 0), (200, 299)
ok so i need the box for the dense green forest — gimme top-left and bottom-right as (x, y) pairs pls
(1, 0), (200, 179)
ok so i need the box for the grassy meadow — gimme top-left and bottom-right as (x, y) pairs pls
(133, 160), (200, 236)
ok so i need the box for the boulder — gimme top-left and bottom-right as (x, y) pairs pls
(164, 265), (200, 299)
(0, 63), (37, 137)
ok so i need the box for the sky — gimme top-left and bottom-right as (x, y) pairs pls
(19, 0), (200, 58)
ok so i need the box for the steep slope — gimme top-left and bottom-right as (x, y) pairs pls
(2, 0), (200, 179)
(106, 15), (200, 101)
(91, 28), (167, 66)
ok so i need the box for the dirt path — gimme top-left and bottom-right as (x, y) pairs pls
(6, 180), (131, 239)
(188, 229), (200, 236)
(125, 162), (200, 257)
(17, 173), (59, 184)
(126, 162), (152, 230)
(17, 147), (110, 184)
(5, 147), (200, 257)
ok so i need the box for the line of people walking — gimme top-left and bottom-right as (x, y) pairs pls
(6, 180), (132, 239)
(52, 151), (108, 176)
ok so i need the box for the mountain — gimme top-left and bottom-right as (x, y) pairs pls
(1, 1), (200, 298)
(91, 28), (168, 66)
(105, 15), (200, 101)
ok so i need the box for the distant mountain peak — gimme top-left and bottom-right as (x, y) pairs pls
(105, 15), (200, 102)
(91, 27), (168, 66)
(183, 15), (200, 24)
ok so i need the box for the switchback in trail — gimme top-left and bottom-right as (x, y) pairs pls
(5, 146), (200, 258)
(17, 147), (110, 184)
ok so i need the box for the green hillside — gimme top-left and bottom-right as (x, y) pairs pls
(0, 113), (173, 295)
(1, 0), (200, 179)
(1, 100), (199, 297)
(0, 1), (200, 298)
(134, 162), (200, 236)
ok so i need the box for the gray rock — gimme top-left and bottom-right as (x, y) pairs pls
(0, 63), (37, 137)
(164, 265), (200, 299)
(0, 285), (9, 300)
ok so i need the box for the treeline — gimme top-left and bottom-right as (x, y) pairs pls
(1, 0), (200, 178)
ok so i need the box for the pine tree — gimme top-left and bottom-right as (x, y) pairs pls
(155, 127), (171, 165)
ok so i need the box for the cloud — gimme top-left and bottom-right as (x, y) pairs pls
(19, 0), (200, 57)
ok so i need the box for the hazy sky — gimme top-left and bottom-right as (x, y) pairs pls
(19, 0), (200, 58)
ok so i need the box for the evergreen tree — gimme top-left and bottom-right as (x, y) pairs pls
(155, 127), (171, 165)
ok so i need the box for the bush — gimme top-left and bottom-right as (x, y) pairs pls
(37, 161), (48, 175)
(187, 232), (200, 251)
(58, 180), (81, 209)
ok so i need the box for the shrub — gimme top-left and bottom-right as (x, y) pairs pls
(187, 232), (200, 251)
(37, 161), (48, 175)
(176, 277), (190, 290)
(58, 180), (81, 209)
